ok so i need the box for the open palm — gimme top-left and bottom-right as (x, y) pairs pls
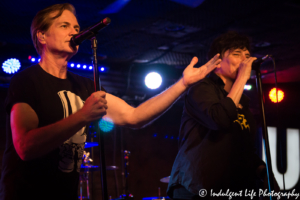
(182, 54), (221, 87)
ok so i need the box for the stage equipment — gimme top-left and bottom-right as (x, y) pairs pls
(244, 84), (252, 90)
(71, 17), (111, 46)
(142, 197), (170, 200)
(123, 150), (131, 200)
(254, 55), (276, 199)
(145, 72), (162, 89)
(84, 142), (99, 148)
(80, 150), (119, 200)
(99, 117), (114, 132)
(2, 58), (21, 74)
(252, 55), (270, 70)
(72, 16), (111, 200)
(269, 88), (284, 103)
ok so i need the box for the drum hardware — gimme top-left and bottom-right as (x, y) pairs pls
(140, 176), (172, 200)
(117, 150), (133, 200)
(79, 150), (119, 199)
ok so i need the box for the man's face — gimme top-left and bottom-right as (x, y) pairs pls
(42, 10), (80, 57)
(219, 48), (250, 80)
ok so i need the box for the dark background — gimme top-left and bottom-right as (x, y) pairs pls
(1, 0), (300, 199)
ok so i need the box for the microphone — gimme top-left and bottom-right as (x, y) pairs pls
(71, 17), (111, 46)
(252, 55), (270, 70)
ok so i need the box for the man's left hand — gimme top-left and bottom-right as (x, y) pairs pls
(182, 54), (221, 88)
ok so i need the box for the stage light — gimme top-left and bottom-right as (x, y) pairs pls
(269, 88), (284, 103)
(99, 0), (131, 14)
(76, 64), (80, 68)
(145, 72), (162, 89)
(89, 66), (93, 70)
(99, 117), (114, 132)
(100, 67), (105, 72)
(31, 58), (36, 62)
(244, 84), (252, 90)
(2, 58), (21, 74)
(83, 65), (87, 69)
(70, 63), (74, 67)
(28, 55), (32, 60)
(153, 133), (158, 138)
(38, 58), (41, 62)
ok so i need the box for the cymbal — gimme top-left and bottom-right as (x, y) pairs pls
(84, 142), (99, 148)
(80, 164), (119, 172)
(160, 176), (170, 183)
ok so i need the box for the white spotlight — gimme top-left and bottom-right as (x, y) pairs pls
(2, 58), (21, 74)
(145, 72), (162, 89)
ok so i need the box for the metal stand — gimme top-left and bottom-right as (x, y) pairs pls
(80, 170), (91, 200)
(91, 37), (108, 200)
(255, 69), (274, 199)
(124, 150), (130, 200)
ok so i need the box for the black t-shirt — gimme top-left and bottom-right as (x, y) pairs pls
(167, 72), (265, 198)
(0, 64), (103, 200)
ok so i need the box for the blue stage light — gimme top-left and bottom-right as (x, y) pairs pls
(38, 58), (41, 62)
(89, 66), (93, 70)
(76, 64), (80, 68)
(100, 67), (105, 72)
(83, 65), (87, 69)
(145, 72), (162, 89)
(99, 0), (131, 14)
(70, 63), (74, 67)
(31, 58), (36, 62)
(99, 117), (114, 132)
(2, 58), (21, 74)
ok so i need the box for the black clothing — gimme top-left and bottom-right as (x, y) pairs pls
(0, 64), (102, 200)
(167, 72), (264, 199)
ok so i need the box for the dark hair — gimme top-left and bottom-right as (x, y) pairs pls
(31, 3), (76, 55)
(207, 31), (250, 60)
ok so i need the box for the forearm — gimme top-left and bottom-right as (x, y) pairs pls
(130, 78), (187, 128)
(227, 77), (248, 106)
(16, 110), (87, 161)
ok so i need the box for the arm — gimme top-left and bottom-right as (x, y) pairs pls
(185, 80), (238, 130)
(105, 79), (186, 128)
(227, 57), (257, 106)
(105, 55), (221, 128)
(11, 91), (107, 161)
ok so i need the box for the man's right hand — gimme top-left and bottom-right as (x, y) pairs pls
(80, 91), (108, 123)
(236, 57), (257, 81)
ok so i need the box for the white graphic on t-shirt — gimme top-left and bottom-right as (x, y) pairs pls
(57, 90), (86, 173)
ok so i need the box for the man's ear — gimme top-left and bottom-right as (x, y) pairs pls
(37, 31), (46, 44)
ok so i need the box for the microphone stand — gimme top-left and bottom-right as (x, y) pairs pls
(91, 37), (108, 200)
(254, 68), (274, 199)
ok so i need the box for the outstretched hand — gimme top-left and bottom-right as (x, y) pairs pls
(182, 54), (221, 88)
